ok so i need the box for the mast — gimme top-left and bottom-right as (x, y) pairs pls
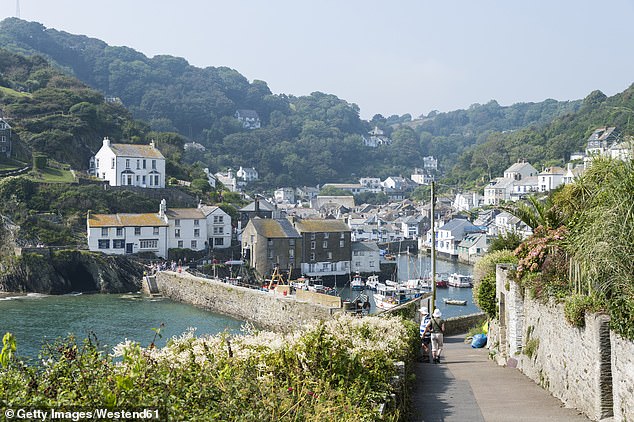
(431, 181), (437, 311)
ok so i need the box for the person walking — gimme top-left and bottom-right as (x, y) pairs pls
(425, 308), (445, 363)
(419, 307), (432, 362)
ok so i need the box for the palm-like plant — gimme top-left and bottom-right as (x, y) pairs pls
(500, 194), (565, 230)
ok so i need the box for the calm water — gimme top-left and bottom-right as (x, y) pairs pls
(341, 254), (479, 318)
(0, 293), (245, 359)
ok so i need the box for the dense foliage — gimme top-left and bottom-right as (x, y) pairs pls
(0, 314), (418, 421)
(472, 250), (518, 318)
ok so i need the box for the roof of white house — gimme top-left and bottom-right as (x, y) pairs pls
(88, 213), (168, 227)
(540, 166), (565, 175)
(505, 162), (537, 173)
(165, 208), (206, 220)
(109, 143), (165, 159)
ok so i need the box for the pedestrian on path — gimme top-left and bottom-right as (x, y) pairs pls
(419, 307), (432, 362)
(424, 308), (445, 363)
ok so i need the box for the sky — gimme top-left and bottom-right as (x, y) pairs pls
(1, 0), (634, 120)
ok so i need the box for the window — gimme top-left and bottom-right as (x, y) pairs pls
(289, 249), (294, 258)
(324, 233), (329, 239)
(143, 159), (146, 169)
(136, 175), (140, 184)
(194, 219), (199, 226)
(178, 240), (183, 248)
(111, 158), (115, 169)
(153, 227), (159, 235)
(142, 175), (146, 185)
(134, 227), (141, 236)
(268, 249), (274, 259)
(191, 240), (197, 249)
(310, 233), (316, 240)
(340, 232), (345, 239)
(322, 263), (330, 271)
(194, 229), (200, 237)
(125, 159), (130, 169)
(309, 263), (315, 272)
(154, 175), (160, 186)
(310, 252), (315, 261)
(322, 241), (328, 248)
(214, 238), (224, 246)
(136, 159), (140, 169)
(213, 215), (224, 223)
(369, 261), (375, 268)
(311, 241), (316, 250)
(175, 219), (181, 227)
(101, 228), (108, 236)
(339, 240), (344, 248)
(139, 239), (158, 249)
(98, 239), (110, 249)
(175, 229), (181, 238)
(96, 159), (99, 168)
(116, 228), (123, 237)
(289, 239), (295, 247)
(213, 227), (223, 235)
(152, 160), (156, 169)
(353, 251), (359, 256)
(113, 239), (125, 249)
(327, 252), (332, 260)
(268, 239), (273, 246)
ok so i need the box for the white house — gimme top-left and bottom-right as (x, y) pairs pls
(538, 167), (565, 192)
(215, 168), (238, 192)
(235, 109), (261, 129)
(457, 233), (488, 264)
(503, 162), (538, 181)
(236, 166), (259, 182)
(411, 168), (435, 185)
(274, 187), (296, 204)
(426, 218), (484, 258)
(483, 177), (515, 205)
(161, 201), (207, 251)
(453, 192), (482, 212)
(203, 168), (217, 188)
(359, 177), (382, 192)
(423, 156), (438, 171)
(351, 242), (381, 273)
(87, 211), (169, 258)
(199, 204), (232, 249)
(363, 126), (392, 147)
(93, 138), (166, 188)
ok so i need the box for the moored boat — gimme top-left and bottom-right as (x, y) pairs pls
(443, 297), (467, 306)
(365, 275), (380, 290)
(351, 274), (365, 290)
(373, 283), (424, 310)
(448, 273), (472, 288)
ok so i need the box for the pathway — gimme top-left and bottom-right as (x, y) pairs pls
(411, 335), (591, 421)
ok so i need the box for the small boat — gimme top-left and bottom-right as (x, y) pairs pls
(373, 283), (424, 310)
(365, 275), (380, 290)
(448, 273), (473, 288)
(444, 298), (467, 306)
(351, 274), (365, 290)
(436, 278), (448, 288)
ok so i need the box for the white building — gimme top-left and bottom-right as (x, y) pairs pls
(426, 218), (484, 258)
(359, 177), (382, 192)
(411, 168), (435, 185)
(274, 187), (296, 204)
(87, 211), (169, 258)
(363, 126), (392, 147)
(215, 168), (238, 192)
(92, 138), (166, 188)
(161, 201), (207, 251)
(503, 162), (538, 181)
(453, 192), (482, 211)
(199, 204), (232, 249)
(235, 109), (261, 130)
(236, 166), (259, 182)
(538, 167), (565, 192)
(351, 242), (381, 274)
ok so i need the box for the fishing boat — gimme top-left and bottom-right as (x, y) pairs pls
(443, 297), (467, 306)
(448, 273), (473, 288)
(373, 283), (424, 310)
(351, 274), (365, 290)
(365, 275), (380, 290)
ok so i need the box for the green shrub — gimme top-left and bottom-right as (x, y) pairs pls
(564, 294), (599, 328)
(475, 273), (497, 318)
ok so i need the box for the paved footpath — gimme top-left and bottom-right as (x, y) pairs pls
(411, 335), (591, 422)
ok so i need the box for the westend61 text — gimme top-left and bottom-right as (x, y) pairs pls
(5, 408), (160, 421)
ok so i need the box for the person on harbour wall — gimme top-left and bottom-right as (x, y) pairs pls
(419, 307), (431, 362)
(424, 308), (445, 364)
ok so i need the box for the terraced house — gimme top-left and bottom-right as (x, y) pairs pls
(291, 218), (352, 278)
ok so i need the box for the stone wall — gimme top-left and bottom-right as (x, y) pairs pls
(444, 312), (486, 336)
(611, 333), (634, 421)
(155, 271), (339, 332)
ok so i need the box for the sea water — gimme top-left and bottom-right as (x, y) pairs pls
(0, 293), (245, 359)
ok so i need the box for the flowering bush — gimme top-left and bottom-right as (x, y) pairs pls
(0, 314), (418, 421)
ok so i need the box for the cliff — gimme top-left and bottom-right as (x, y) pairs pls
(0, 249), (143, 294)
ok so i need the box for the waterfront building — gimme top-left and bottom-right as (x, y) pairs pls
(351, 241), (381, 274)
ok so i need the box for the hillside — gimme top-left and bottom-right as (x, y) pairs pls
(0, 17), (588, 190)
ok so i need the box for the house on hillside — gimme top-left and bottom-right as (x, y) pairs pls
(0, 117), (12, 158)
(236, 166), (259, 182)
(92, 137), (166, 188)
(351, 241), (381, 274)
(426, 218), (485, 259)
(363, 126), (392, 147)
(215, 168), (238, 192)
(199, 204), (232, 249)
(538, 167), (565, 192)
(235, 109), (261, 130)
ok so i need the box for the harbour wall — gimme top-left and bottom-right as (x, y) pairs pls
(155, 271), (340, 332)
(493, 265), (634, 421)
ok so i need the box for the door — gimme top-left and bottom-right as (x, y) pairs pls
(126, 243), (133, 254)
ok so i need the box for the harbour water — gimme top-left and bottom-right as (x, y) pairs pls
(0, 293), (245, 359)
(341, 253), (480, 318)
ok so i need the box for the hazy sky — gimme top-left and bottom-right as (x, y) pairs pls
(1, 0), (633, 119)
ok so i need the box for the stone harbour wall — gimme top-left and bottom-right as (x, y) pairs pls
(611, 333), (634, 421)
(155, 271), (339, 332)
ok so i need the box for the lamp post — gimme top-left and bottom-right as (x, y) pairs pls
(430, 181), (437, 311)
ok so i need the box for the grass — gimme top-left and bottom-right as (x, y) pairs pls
(0, 86), (31, 99)
(0, 158), (27, 171)
(26, 167), (76, 183)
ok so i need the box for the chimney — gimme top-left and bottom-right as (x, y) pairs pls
(254, 197), (260, 216)
(150, 139), (156, 149)
(103, 137), (110, 147)
(159, 198), (167, 217)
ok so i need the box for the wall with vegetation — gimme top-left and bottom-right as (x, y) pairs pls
(155, 271), (338, 332)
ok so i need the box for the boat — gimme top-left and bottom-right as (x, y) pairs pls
(365, 275), (380, 290)
(443, 297), (467, 306)
(373, 283), (424, 310)
(448, 273), (473, 288)
(351, 274), (365, 290)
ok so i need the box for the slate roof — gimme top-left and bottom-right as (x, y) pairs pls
(109, 143), (165, 159)
(294, 219), (351, 233)
(250, 218), (301, 238)
(240, 199), (277, 212)
(165, 208), (206, 220)
(352, 242), (380, 252)
(88, 213), (168, 227)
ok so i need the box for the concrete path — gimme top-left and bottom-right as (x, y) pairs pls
(411, 335), (591, 422)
